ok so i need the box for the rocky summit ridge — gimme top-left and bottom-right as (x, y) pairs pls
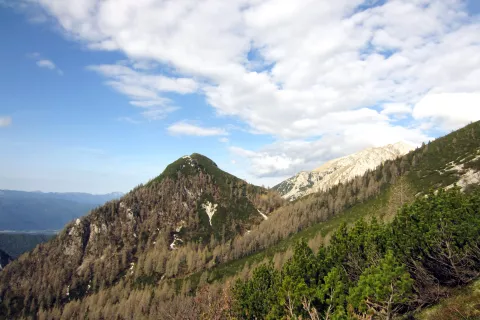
(274, 142), (415, 201)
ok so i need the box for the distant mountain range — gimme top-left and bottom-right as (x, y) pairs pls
(0, 190), (124, 232)
(0, 233), (54, 259)
(273, 142), (415, 201)
(0, 249), (12, 270)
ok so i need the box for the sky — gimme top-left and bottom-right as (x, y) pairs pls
(0, 0), (480, 194)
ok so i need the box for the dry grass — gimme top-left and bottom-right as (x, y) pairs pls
(418, 279), (480, 320)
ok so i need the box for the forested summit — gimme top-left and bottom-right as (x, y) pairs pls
(0, 153), (284, 318)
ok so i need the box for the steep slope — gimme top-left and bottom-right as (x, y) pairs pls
(180, 121), (480, 290)
(0, 153), (283, 318)
(0, 190), (123, 231)
(0, 249), (12, 271)
(274, 141), (414, 200)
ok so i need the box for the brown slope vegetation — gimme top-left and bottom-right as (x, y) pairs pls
(0, 153), (284, 318)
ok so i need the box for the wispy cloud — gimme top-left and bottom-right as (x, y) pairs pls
(27, 53), (63, 75)
(0, 116), (12, 128)
(88, 63), (197, 120)
(36, 59), (55, 69)
(167, 121), (228, 137)
(117, 116), (141, 125)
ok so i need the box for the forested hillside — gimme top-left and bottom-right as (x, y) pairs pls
(0, 122), (479, 319)
(0, 153), (283, 319)
(232, 188), (480, 319)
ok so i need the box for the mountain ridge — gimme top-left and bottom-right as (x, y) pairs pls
(273, 141), (415, 200)
(0, 190), (124, 232)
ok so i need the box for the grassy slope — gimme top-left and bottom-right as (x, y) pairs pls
(417, 279), (480, 320)
(405, 122), (480, 190)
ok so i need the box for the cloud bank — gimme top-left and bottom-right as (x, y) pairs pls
(15, 0), (480, 178)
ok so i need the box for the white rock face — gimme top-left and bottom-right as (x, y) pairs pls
(445, 153), (480, 191)
(276, 142), (415, 201)
(169, 235), (183, 250)
(202, 201), (218, 226)
(257, 209), (268, 220)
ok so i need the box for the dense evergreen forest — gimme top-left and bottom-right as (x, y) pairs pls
(232, 187), (480, 319)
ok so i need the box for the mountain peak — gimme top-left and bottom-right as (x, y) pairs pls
(388, 141), (416, 154)
(274, 142), (415, 201)
(148, 153), (221, 185)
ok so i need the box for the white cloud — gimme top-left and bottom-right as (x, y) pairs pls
(88, 64), (198, 94)
(28, 53), (63, 75)
(230, 146), (305, 177)
(88, 63), (197, 119)
(167, 122), (228, 137)
(219, 137), (229, 143)
(231, 120), (429, 177)
(412, 92), (480, 131)
(14, 0), (480, 177)
(36, 59), (55, 69)
(0, 116), (12, 127)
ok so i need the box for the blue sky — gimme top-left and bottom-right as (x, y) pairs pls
(0, 6), (272, 192)
(1, 0), (480, 193)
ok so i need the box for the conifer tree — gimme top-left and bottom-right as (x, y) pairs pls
(348, 251), (413, 320)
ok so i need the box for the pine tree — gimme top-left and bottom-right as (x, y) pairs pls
(348, 251), (413, 320)
(319, 267), (348, 320)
